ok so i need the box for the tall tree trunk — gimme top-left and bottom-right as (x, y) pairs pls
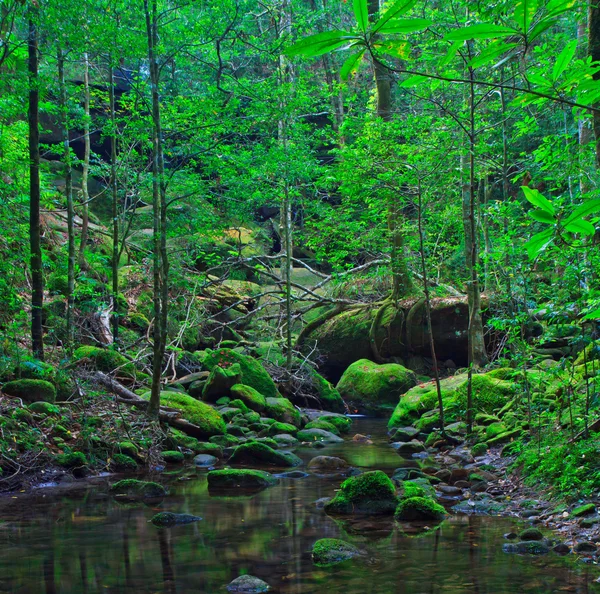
(109, 63), (119, 344)
(589, 1), (600, 167)
(58, 48), (75, 349)
(145, 0), (169, 416)
(28, 14), (44, 361)
(78, 52), (91, 269)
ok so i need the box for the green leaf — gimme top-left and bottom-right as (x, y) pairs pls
(582, 307), (600, 320)
(564, 219), (596, 235)
(514, 0), (540, 33)
(545, 0), (576, 19)
(353, 0), (369, 31)
(565, 199), (600, 225)
(524, 228), (553, 259)
(552, 40), (577, 81)
(440, 41), (462, 67)
(529, 209), (556, 224)
(399, 74), (425, 87)
(340, 50), (365, 80)
(284, 31), (357, 57)
(375, 40), (411, 59)
(468, 41), (518, 69)
(528, 18), (557, 42)
(522, 186), (555, 215)
(376, 18), (432, 34)
(445, 24), (518, 41)
(372, 0), (418, 33)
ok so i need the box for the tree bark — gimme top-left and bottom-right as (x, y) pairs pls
(589, 1), (600, 167)
(109, 63), (119, 344)
(28, 14), (44, 361)
(78, 52), (91, 269)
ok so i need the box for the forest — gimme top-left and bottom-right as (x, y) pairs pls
(0, 0), (600, 591)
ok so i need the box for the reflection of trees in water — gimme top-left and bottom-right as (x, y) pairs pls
(158, 528), (176, 594)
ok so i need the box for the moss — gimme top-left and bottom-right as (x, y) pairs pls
(209, 434), (240, 448)
(306, 367), (346, 413)
(3, 379), (56, 403)
(150, 512), (201, 527)
(202, 363), (242, 402)
(55, 451), (87, 468)
(244, 410), (261, 424)
(12, 408), (33, 424)
(394, 496), (446, 521)
(397, 480), (427, 500)
(312, 538), (360, 567)
(266, 421), (298, 436)
(27, 401), (60, 415)
(319, 415), (352, 434)
(519, 528), (543, 541)
(485, 422), (508, 440)
(127, 312), (150, 332)
(336, 359), (417, 410)
(571, 503), (596, 518)
(111, 453), (138, 471)
(264, 397), (301, 426)
(110, 479), (166, 498)
(162, 451), (185, 463)
(487, 428), (522, 446)
(297, 428), (343, 443)
(304, 419), (340, 436)
(230, 384), (266, 412)
(117, 441), (139, 458)
(53, 424), (71, 440)
(324, 470), (398, 515)
(142, 391), (225, 438)
(207, 468), (278, 490)
(73, 346), (139, 378)
(228, 441), (302, 467)
(200, 348), (279, 398)
(228, 398), (249, 414)
(471, 443), (488, 457)
(415, 410), (440, 433)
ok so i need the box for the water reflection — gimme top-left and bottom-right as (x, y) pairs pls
(0, 419), (598, 593)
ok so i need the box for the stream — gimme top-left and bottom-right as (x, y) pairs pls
(0, 418), (598, 593)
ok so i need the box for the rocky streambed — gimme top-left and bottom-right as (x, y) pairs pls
(0, 417), (598, 593)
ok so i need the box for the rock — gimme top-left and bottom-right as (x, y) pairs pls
(228, 441), (302, 467)
(110, 479), (166, 500)
(162, 451), (184, 463)
(470, 443), (488, 457)
(336, 359), (417, 412)
(174, 371), (210, 388)
(311, 538), (360, 567)
(304, 419), (340, 436)
(571, 503), (596, 518)
(574, 541), (598, 554)
(3, 379), (56, 403)
(519, 528), (543, 541)
(315, 497), (332, 509)
(202, 364), (242, 401)
(194, 454), (218, 467)
(397, 479), (435, 499)
(72, 346), (141, 380)
(207, 469), (278, 490)
(28, 401), (60, 415)
(308, 456), (348, 473)
(394, 440), (425, 456)
(434, 469), (452, 481)
(324, 470), (398, 515)
(504, 532), (518, 540)
(272, 433), (298, 447)
(352, 433), (373, 444)
(230, 384), (266, 412)
(449, 469), (470, 484)
(266, 421), (298, 436)
(304, 367), (346, 413)
(276, 470), (309, 479)
(437, 485), (463, 496)
(226, 575), (271, 593)
(503, 541), (549, 555)
(151, 512), (202, 527)
(553, 543), (571, 555)
(390, 427), (419, 442)
(394, 496), (446, 521)
(264, 397), (301, 426)
(297, 428), (343, 443)
(319, 414), (353, 433)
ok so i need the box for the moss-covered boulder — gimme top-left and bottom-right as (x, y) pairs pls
(162, 451), (185, 463)
(319, 414), (352, 434)
(200, 348), (279, 398)
(394, 496), (446, 521)
(312, 538), (360, 567)
(297, 428), (343, 443)
(55, 451), (87, 468)
(72, 346), (140, 379)
(304, 419), (340, 436)
(207, 468), (278, 490)
(324, 470), (398, 515)
(143, 391), (225, 439)
(110, 479), (166, 500)
(202, 364), (242, 402)
(264, 397), (301, 426)
(28, 401), (60, 415)
(336, 359), (417, 413)
(150, 512), (202, 527)
(230, 384), (266, 412)
(228, 441), (302, 468)
(306, 367), (346, 413)
(266, 421), (298, 436)
(3, 379), (56, 403)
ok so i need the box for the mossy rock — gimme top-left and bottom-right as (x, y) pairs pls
(162, 451), (185, 463)
(72, 346), (139, 379)
(519, 528), (543, 541)
(28, 401), (60, 415)
(324, 470), (398, 515)
(111, 453), (138, 471)
(264, 397), (301, 426)
(209, 434), (240, 448)
(312, 538), (360, 567)
(110, 479), (166, 499)
(142, 391), (225, 439)
(266, 421), (298, 436)
(230, 384), (266, 412)
(199, 348), (279, 399)
(336, 359), (417, 412)
(228, 441), (302, 468)
(229, 399), (249, 414)
(150, 512), (201, 527)
(12, 408), (34, 424)
(571, 503), (596, 518)
(306, 367), (346, 413)
(485, 422), (508, 440)
(117, 441), (139, 458)
(207, 468), (278, 490)
(304, 419), (340, 436)
(394, 496), (446, 521)
(127, 313), (150, 332)
(319, 414), (352, 434)
(487, 428), (522, 446)
(202, 363), (242, 402)
(397, 480), (428, 500)
(297, 428), (343, 443)
(3, 379), (56, 404)
(55, 451), (87, 468)
(471, 443), (488, 457)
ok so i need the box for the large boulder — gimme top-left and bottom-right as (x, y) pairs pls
(264, 397), (301, 426)
(324, 470), (398, 515)
(230, 384), (266, 412)
(202, 364), (242, 402)
(336, 359), (417, 414)
(2, 379), (56, 403)
(207, 468), (278, 490)
(228, 441), (302, 467)
(199, 348), (279, 399)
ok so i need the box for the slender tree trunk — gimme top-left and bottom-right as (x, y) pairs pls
(109, 63), (119, 344)
(589, 1), (600, 167)
(145, 0), (169, 416)
(58, 49), (75, 349)
(28, 14), (44, 361)
(78, 52), (91, 269)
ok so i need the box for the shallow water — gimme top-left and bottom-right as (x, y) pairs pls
(0, 419), (598, 593)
